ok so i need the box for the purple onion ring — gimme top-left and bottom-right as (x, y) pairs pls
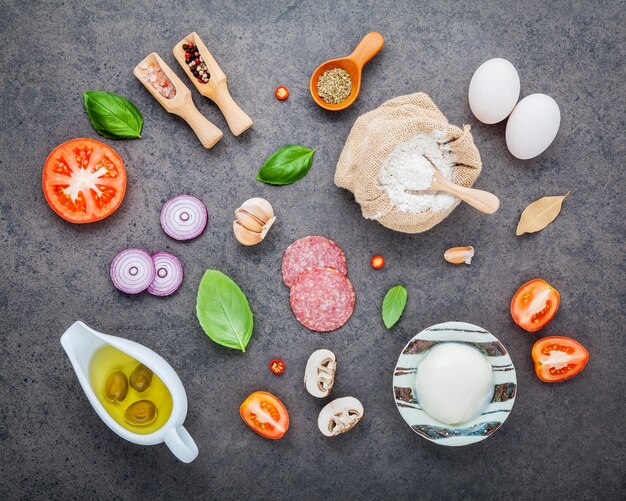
(160, 195), (208, 241)
(110, 248), (156, 294)
(147, 252), (184, 296)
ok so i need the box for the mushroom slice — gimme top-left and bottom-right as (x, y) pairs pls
(304, 349), (337, 398)
(317, 397), (364, 437)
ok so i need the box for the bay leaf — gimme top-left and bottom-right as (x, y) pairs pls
(516, 192), (570, 236)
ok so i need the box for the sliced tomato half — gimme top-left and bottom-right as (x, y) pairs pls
(42, 138), (127, 223)
(511, 278), (560, 332)
(240, 391), (289, 440)
(532, 336), (589, 383)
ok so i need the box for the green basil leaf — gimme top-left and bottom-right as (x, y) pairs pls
(382, 285), (408, 329)
(196, 270), (254, 352)
(83, 90), (143, 139)
(256, 144), (315, 185)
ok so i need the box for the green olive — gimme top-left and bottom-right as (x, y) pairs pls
(124, 400), (157, 426)
(129, 364), (154, 392)
(104, 371), (128, 403)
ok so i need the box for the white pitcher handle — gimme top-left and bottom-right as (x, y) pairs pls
(164, 426), (198, 463)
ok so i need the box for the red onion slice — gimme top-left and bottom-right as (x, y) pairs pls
(147, 252), (184, 296)
(160, 195), (208, 241)
(110, 248), (156, 294)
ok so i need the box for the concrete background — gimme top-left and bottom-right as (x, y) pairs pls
(1, 0), (624, 499)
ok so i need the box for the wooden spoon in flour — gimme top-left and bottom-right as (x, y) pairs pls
(406, 158), (500, 214)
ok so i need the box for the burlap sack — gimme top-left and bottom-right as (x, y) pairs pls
(335, 92), (482, 233)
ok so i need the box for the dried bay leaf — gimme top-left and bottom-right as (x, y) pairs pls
(516, 192), (570, 236)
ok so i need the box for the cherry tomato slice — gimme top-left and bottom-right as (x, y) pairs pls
(275, 86), (289, 101)
(510, 279), (560, 332)
(240, 391), (289, 440)
(371, 255), (385, 269)
(42, 138), (126, 223)
(269, 359), (285, 375)
(532, 336), (589, 383)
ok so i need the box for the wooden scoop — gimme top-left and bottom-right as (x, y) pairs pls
(407, 158), (500, 214)
(173, 32), (253, 136)
(133, 52), (222, 149)
(310, 32), (384, 111)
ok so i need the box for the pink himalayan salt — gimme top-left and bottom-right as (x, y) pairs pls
(138, 62), (176, 99)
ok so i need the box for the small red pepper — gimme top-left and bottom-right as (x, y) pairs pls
(269, 359), (285, 375)
(371, 255), (385, 269)
(275, 86), (289, 101)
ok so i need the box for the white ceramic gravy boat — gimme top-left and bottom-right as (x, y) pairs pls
(60, 321), (198, 463)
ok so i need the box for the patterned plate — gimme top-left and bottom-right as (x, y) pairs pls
(393, 321), (517, 446)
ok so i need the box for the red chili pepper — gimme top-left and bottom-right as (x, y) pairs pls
(269, 359), (285, 375)
(275, 86), (289, 101)
(371, 255), (385, 269)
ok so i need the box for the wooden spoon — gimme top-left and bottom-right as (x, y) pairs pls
(133, 52), (222, 149)
(173, 32), (253, 136)
(407, 158), (500, 214)
(309, 32), (384, 111)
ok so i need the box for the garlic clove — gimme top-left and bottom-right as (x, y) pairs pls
(444, 246), (475, 265)
(239, 198), (274, 224)
(234, 198), (276, 245)
(259, 216), (276, 238)
(235, 209), (265, 233)
(233, 220), (263, 246)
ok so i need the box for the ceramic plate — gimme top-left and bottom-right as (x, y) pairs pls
(393, 321), (517, 446)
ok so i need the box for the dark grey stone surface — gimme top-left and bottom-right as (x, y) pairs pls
(1, 0), (624, 499)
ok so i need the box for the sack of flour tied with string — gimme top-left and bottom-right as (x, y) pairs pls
(334, 92), (482, 233)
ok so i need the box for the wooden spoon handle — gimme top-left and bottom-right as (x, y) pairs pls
(212, 88), (253, 136)
(176, 106), (223, 149)
(349, 32), (384, 69)
(432, 176), (500, 214)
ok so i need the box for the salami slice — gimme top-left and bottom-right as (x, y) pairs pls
(290, 267), (355, 332)
(282, 236), (348, 287)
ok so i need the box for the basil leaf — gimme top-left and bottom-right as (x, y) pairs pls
(256, 144), (315, 185)
(382, 285), (408, 329)
(83, 90), (143, 139)
(196, 270), (254, 352)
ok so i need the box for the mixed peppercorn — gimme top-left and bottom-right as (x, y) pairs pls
(183, 42), (210, 84)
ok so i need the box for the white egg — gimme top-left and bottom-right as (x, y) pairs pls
(505, 94), (561, 159)
(468, 58), (520, 124)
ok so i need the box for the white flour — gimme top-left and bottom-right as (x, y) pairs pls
(377, 132), (457, 213)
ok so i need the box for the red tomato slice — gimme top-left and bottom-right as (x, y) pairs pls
(42, 138), (127, 223)
(240, 391), (289, 439)
(532, 336), (589, 383)
(510, 278), (560, 332)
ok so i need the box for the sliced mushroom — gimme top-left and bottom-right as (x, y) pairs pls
(317, 397), (364, 437)
(304, 349), (337, 398)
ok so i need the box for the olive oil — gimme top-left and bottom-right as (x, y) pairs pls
(90, 345), (173, 435)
